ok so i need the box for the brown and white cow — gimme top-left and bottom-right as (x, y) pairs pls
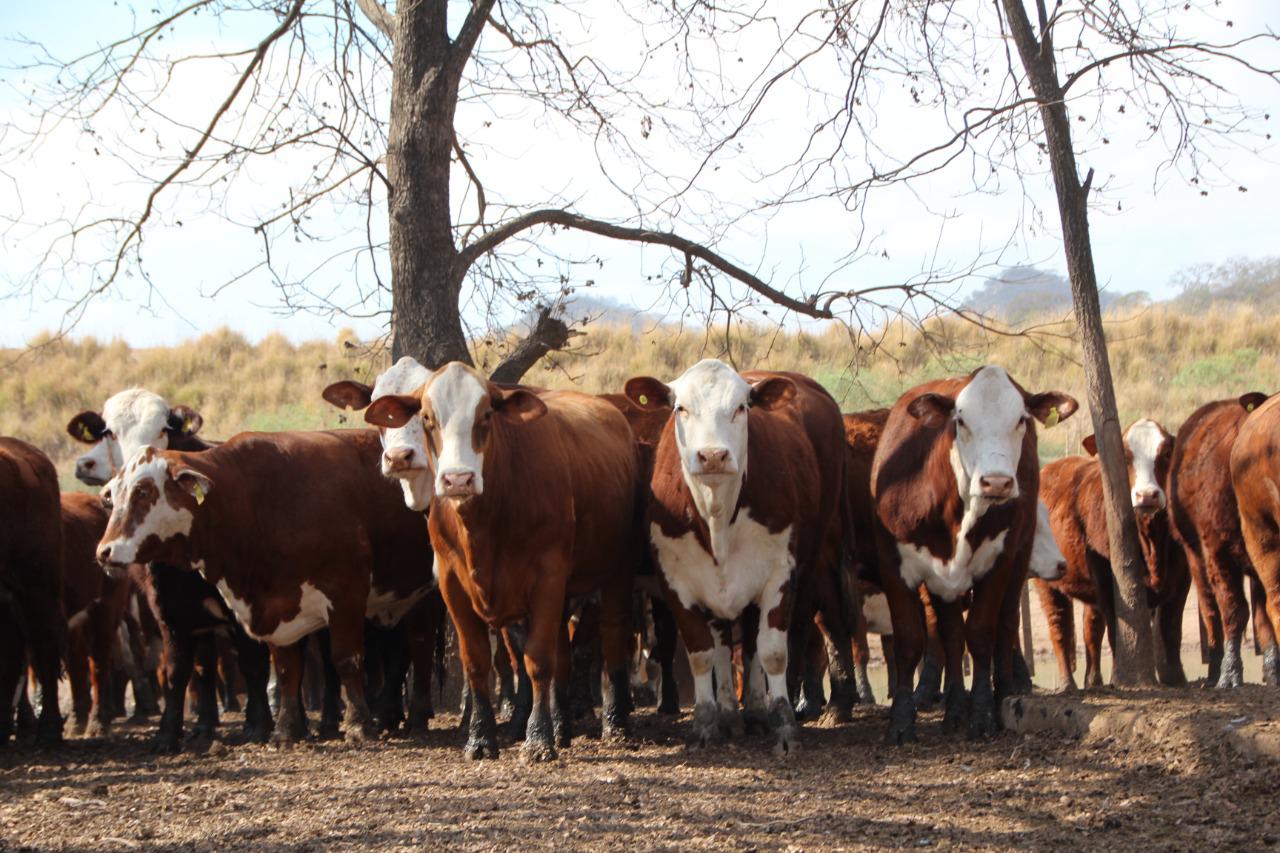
(1037, 419), (1188, 691)
(1169, 393), (1271, 688)
(623, 360), (848, 754)
(67, 389), (273, 751)
(1229, 392), (1280, 686)
(872, 366), (1077, 743)
(366, 362), (642, 761)
(0, 438), (65, 746)
(96, 430), (436, 743)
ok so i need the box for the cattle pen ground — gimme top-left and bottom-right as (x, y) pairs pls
(3, 688), (1279, 852)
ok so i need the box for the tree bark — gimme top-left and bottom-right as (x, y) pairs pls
(1001, 0), (1156, 685)
(489, 307), (577, 385)
(387, 3), (470, 369)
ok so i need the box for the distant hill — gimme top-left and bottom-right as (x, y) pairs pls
(1170, 256), (1280, 313)
(964, 265), (1149, 323)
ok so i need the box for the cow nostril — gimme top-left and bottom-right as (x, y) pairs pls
(980, 475), (1014, 496)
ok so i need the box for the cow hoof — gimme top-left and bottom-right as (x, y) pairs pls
(886, 696), (917, 745)
(1262, 648), (1280, 686)
(743, 708), (770, 736)
(1216, 672), (1244, 689)
(600, 720), (628, 744)
(719, 707), (745, 739)
(269, 730), (298, 750)
(968, 709), (998, 739)
(84, 719), (109, 740)
(152, 732), (183, 755)
(343, 724), (374, 744)
(818, 702), (853, 727)
(521, 740), (557, 764)
(772, 725), (800, 758)
(1049, 680), (1079, 695)
(316, 722), (341, 741)
(856, 680), (877, 706)
(70, 719), (88, 738)
(793, 697), (823, 723)
(688, 703), (723, 750)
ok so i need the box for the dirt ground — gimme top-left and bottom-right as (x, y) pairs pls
(4, 683), (1280, 853)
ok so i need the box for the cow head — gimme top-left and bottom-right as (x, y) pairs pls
(96, 447), (211, 576)
(1083, 419), (1173, 513)
(323, 356), (434, 511)
(624, 359), (795, 518)
(363, 361), (546, 502)
(67, 389), (203, 486)
(908, 365), (1077, 505)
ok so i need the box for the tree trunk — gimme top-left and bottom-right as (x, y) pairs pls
(387, 4), (470, 369)
(1001, 0), (1156, 685)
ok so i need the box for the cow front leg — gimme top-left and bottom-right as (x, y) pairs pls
(664, 591), (723, 748)
(1035, 580), (1078, 693)
(931, 595), (969, 733)
(190, 633), (220, 742)
(879, 552), (925, 745)
(598, 574), (636, 742)
(552, 618), (573, 749)
(66, 629), (91, 736)
(328, 614), (376, 742)
(87, 613), (118, 738)
(234, 630), (273, 743)
(964, 581), (1004, 740)
(650, 597), (681, 714)
(756, 579), (799, 757)
(521, 574), (570, 763)
(269, 642), (308, 746)
(154, 623), (194, 753)
(441, 572), (498, 760)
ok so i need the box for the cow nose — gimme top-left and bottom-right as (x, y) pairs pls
(440, 471), (476, 496)
(97, 544), (114, 565)
(979, 475), (1014, 499)
(1133, 488), (1162, 510)
(696, 448), (731, 473)
(383, 447), (414, 471)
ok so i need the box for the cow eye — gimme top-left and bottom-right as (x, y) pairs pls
(102, 429), (115, 439)
(100, 491), (113, 510)
(956, 417), (967, 431)
(675, 405), (687, 416)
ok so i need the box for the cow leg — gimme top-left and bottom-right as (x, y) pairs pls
(665, 591), (726, 748)
(1204, 545), (1249, 688)
(1077, 605), (1104, 689)
(849, 586), (876, 705)
(492, 629), (517, 721)
(793, 624), (826, 722)
(21, 588), (64, 748)
(649, 596), (680, 714)
(1155, 547), (1190, 687)
(881, 565), (924, 745)
(932, 596), (969, 732)
(522, 567), (573, 763)
(405, 597), (440, 736)
(189, 633), (220, 741)
(1248, 574), (1279, 686)
(269, 642), (308, 745)
(1184, 544), (1223, 685)
(1239, 506), (1280, 687)
(882, 635), (896, 699)
(598, 577), (635, 743)
(1035, 580), (1077, 693)
(568, 603), (598, 723)
(215, 633), (241, 714)
(913, 590), (944, 710)
(86, 609), (118, 738)
(963, 578), (1005, 740)
(550, 618), (574, 748)
(0, 607), (21, 745)
(313, 630), (343, 739)
(67, 627), (92, 736)
(441, 573), (498, 761)
(811, 553), (858, 723)
(754, 577), (800, 757)
(233, 630), (272, 743)
(373, 624), (410, 735)
(324, 614), (375, 742)
(502, 624), (532, 740)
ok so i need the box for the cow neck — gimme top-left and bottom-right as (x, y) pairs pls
(946, 438), (997, 554)
(1134, 506), (1170, 593)
(681, 466), (745, 567)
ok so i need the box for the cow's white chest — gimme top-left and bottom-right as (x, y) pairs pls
(366, 584), (431, 626)
(898, 525), (1008, 602)
(650, 516), (794, 620)
(215, 578), (333, 646)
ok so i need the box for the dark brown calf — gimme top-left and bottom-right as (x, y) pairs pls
(1229, 392), (1280, 685)
(0, 438), (65, 746)
(1169, 394), (1271, 687)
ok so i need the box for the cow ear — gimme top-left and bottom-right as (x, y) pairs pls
(907, 393), (955, 429)
(365, 394), (422, 429)
(1239, 392), (1268, 413)
(322, 380), (374, 411)
(1082, 435), (1098, 456)
(749, 376), (796, 411)
(174, 469), (213, 505)
(167, 406), (204, 436)
(624, 377), (672, 411)
(67, 411), (107, 444)
(492, 388), (548, 425)
(1027, 392), (1078, 427)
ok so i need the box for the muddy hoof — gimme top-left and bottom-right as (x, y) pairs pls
(818, 702), (852, 727)
(464, 733), (498, 761)
(269, 729), (298, 749)
(521, 740), (557, 763)
(772, 725), (800, 758)
(343, 722), (376, 743)
(968, 705), (997, 739)
(84, 718), (110, 740)
(886, 695), (917, 745)
(688, 703), (723, 750)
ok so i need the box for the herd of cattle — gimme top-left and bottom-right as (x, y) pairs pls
(3, 357), (1280, 761)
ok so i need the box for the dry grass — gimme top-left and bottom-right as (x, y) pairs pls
(3, 304), (1273, 490)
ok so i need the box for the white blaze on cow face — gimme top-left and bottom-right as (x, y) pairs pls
(1125, 419), (1169, 512)
(74, 389), (174, 485)
(426, 363), (491, 499)
(371, 357), (433, 511)
(950, 366), (1030, 504)
(96, 447), (209, 571)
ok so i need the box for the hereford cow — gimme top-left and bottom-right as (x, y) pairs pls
(1229, 392), (1280, 686)
(365, 362), (641, 762)
(1037, 419), (1188, 691)
(872, 366), (1077, 743)
(623, 360), (849, 754)
(1168, 393), (1271, 688)
(61, 492), (135, 736)
(67, 390), (272, 751)
(96, 430), (437, 743)
(0, 438), (65, 746)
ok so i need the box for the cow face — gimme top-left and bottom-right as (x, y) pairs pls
(67, 389), (202, 486)
(96, 447), (211, 575)
(1083, 419), (1173, 513)
(364, 362), (547, 501)
(625, 360), (795, 483)
(909, 366), (1076, 504)
(323, 357), (434, 511)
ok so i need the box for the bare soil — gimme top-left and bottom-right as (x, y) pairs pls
(4, 686), (1279, 852)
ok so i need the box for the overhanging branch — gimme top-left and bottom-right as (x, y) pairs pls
(489, 305), (580, 384)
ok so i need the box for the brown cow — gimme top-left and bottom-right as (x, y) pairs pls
(1168, 393), (1272, 688)
(623, 360), (849, 754)
(872, 366), (1076, 743)
(1037, 419), (1188, 691)
(61, 492), (135, 736)
(1229, 392), (1280, 685)
(365, 362), (641, 762)
(0, 437), (65, 746)
(96, 430), (436, 743)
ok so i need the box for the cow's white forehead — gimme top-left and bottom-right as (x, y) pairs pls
(120, 446), (169, 483)
(955, 366), (1023, 423)
(102, 388), (171, 443)
(668, 359), (750, 411)
(427, 362), (486, 419)
(372, 356), (430, 399)
(1125, 419), (1166, 461)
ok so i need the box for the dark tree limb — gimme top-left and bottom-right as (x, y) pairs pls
(489, 306), (580, 384)
(354, 0), (395, 43)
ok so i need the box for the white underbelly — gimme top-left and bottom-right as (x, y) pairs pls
(650, 517), (795, 620)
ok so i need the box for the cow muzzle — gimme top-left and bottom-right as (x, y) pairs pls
(1132, 488), (1164, 513)
(692, 446), (736, 476)
(76, 459), (110, 486)
(382, 446), (422, 475)
(96, 543), (130, 576)
(977, 474), (1016, 501)
(439, 469), (478, 499)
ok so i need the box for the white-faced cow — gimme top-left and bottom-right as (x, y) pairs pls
(66, 389), (272, 751)
(96, 430), (436, 744)
(365, 362), (641, 762)
(1038, 419), (1188, 691)
(623, 360), (849, 755)
(872, 366), (1077, 743)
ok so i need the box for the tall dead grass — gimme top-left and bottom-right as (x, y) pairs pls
(4, 304), (1273, 490)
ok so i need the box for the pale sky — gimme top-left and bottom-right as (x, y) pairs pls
(1, 1), (1277, 347)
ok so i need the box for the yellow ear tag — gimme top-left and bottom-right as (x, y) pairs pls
(1044, 407), (1060, 429)
(638, 394), (649, 406)
(79, 424), (95, 441)
(1248, 402), (1256, 412)
(193, 482), (206, 505)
